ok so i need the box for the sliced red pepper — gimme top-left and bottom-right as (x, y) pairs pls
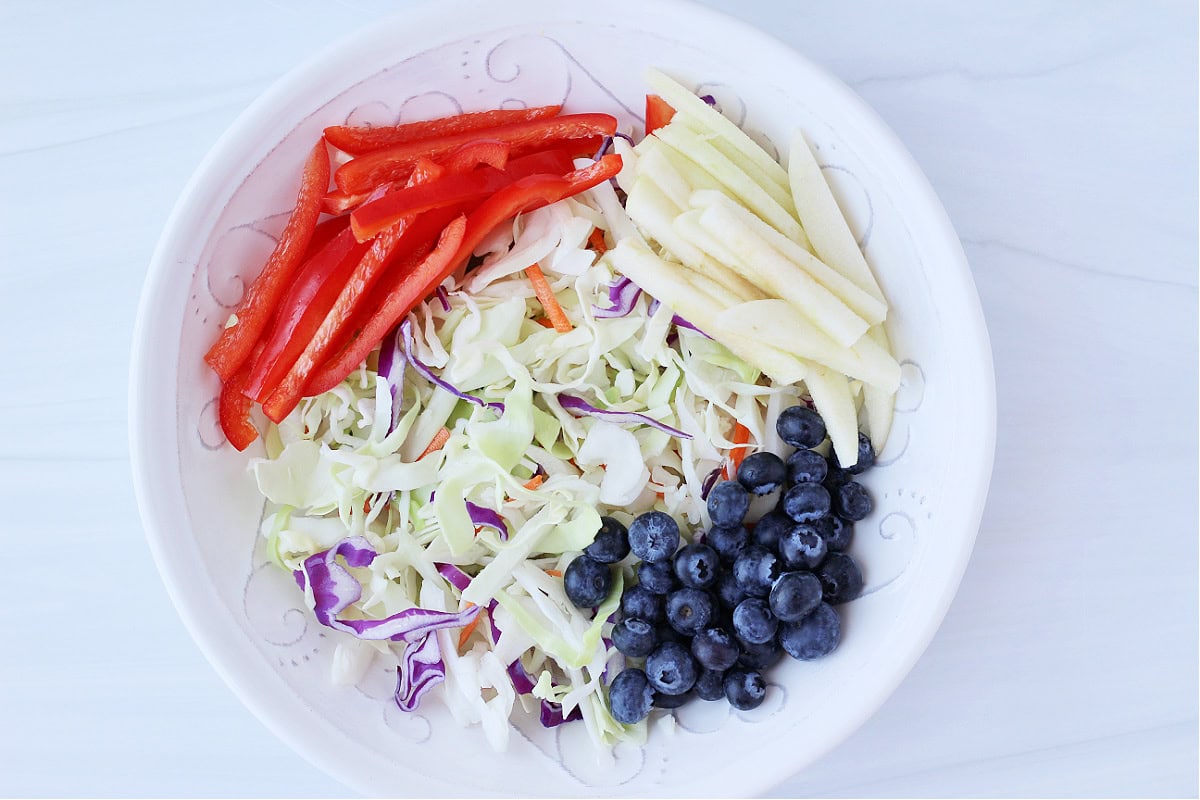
(302, 217), (468, 396)
(260, 205), (465, 423)
(350, 165), (514, 242)
(334, 113), (617, 194)
(645, 94), (677, 136)
(324, 104), (563, 155)
(350, 148), (572, 242)
(219, 344), (264, 451)
(243, 226), (371, 400)
(322, 189), (370, 215)
(449, 154), (624, 269)
(204, 140), (330, 380)
(442, 139), (510, 173)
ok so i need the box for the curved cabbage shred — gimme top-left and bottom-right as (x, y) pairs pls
(249, 176), (806, 754)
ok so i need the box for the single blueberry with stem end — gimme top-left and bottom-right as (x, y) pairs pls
(563, 554), (612, 608)
(627, 511), (681, 562)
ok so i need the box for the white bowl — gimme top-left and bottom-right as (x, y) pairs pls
(130, 0), (995, 795)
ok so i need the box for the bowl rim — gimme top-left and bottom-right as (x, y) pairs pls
(129, 0), (996, 794)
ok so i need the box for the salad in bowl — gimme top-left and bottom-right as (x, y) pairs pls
(131, 4), (992, 795)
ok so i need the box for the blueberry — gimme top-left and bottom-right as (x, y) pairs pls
(716, 570), (748, 609)
(621, 584), (665, 624)
(769, 571), (823, 621)
(752, 511), (792, 551)
(627, 511), (680, 562)
(608, 668), (654, 723)
(776, 405), (826, 449)
(835, 432), (875, 474)
(816, 514), (853, 551)
(736, 637), (783, 671)
(563, 555), (612, 608)
(723, 669), (767, 710)
(817, 552), (863, 604)
(707, 480), (750, 527)
(637, 559), (678, 595)
(786, 448), (828, 484)
(780, 602), (841, 659)
(652, 690), (691, 709)
(732, 598), (778, 644)
(666, 588), (715, 636)
(584, 516), (630, 563)
(731, 545), (780, 597)
(690, 627), (740, 671)
(645, 641), (698, 695)
(694, 668), (727, 701)
(834, 480), (873, 522)
(781, 482), (831, 523)
(823, 465), (853, 493)
(612, 618), (657, 658)
(778, 524), (828, 570)
(736, 452), (787, 496)
(707, 524), (750, 562)
(673, 543), (720, 589)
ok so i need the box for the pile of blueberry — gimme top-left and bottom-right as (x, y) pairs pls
(563, 405), (878, 724)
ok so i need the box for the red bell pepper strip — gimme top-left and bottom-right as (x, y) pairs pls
(260, 205), (465, 423)
(442, 139), (510, 173)
(301, 217), (468, 397)
(350, 165), (514, 242)
(243, 226), (371, 401)
(350, 148), (572, 242)
(219, 344), (264, 451)
(334, 113), (617, 194)
(645, 94), (676, 136)
(322, 189), (371, 215)
(448, 154), (624, 271)
(204, 140), (330, 380)
(324, 104), (563, 155)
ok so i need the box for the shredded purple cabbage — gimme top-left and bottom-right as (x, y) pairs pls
(557, 393), (692, 439)
(506, 659), (537, 694)
(434, 285), (451, 312)
(485, 600), (502, 643)
(646, 297), (710, 338)
(394, 632), (445, 712)
(700, 466), (722, 500)
(435, 562), (472, 592)
(592, 277), (643, 319)
(593, 132), (637, 160)
(377, 324), (406, 433)
(539, 699), (584, 728)
(700, 94), (718, 107)
(465, 501), (508, 541)
(401, 319), (504, 415)
(299, 538), (480, 642)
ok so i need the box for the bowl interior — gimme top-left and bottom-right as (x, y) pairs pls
(131, 0), (994, 795)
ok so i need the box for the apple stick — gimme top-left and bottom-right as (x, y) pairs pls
(716, 299), (900, 391)
(788, 130), (885, 303)
(862, 324), (896, 450)
(672, 114), (796, 215)
(653, 123), (807, 246)
(645, 68), (791, 191)
(626, 176), (766, 303)
(698, 203), (870, 347)
(803, 364), (860, 469)
(606, 240), (809, 384)
(689, 189), (888, 325)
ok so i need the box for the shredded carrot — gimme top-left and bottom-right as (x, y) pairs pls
(545, 569), (563, 578)
(522, 473), (546, 491)
(524, 263), (572, 332)
(418, 427), (451, 459)
(588, 228), (608, 255)
(724, 422), (752, 479)
(458, 602), (480, 649)
(533, 316), (555, 328)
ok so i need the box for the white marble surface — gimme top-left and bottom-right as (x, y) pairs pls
(1, 1), (1196, 797)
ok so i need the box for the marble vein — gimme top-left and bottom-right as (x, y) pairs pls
(961, 236), (1199, 291)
